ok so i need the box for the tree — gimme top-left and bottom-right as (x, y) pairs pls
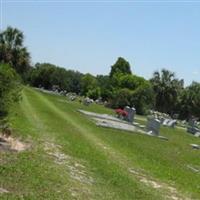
(130, 81), (155, 114)
(119, 74), (147, 90)
(50, 67), (69, 90)
(0, 26), (30, 76)
(29, 63), (56, 89)
(109, 57), (132, 78)
(81, 73), (98, 96)
(109, 88), (132, 109)
(64, 70), (83, 94)
(96, 75), (113, 100)
(27, 63), (83, 94)
(179, 82), (200, 119)
(150, 69), (184, 115)
(109, 75), (154, 114)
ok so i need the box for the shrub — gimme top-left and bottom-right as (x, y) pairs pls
(0, 63), (21, 119)
(87, 87), (101, 100)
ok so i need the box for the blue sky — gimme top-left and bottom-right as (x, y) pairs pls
(1, 0), (200, 85)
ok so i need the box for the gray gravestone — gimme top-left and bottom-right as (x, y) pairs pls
(147, 118), (160, 136)
(124, 106), (136, 123)
(189, 119), (196, 127)
(124, 106), (130, 121)
(83, 97), (93, 106)
(187, 119), (200, 135)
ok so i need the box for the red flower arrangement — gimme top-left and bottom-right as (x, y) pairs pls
(115, 108), (128, 117)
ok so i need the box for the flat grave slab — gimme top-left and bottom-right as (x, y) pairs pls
(93, 117), (144, 133)
(78, 109), (124, 123)
(78, 110), (167, 140)
(190, 144), (200, 149)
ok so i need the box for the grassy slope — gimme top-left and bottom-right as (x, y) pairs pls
(0, 87), (199, 199)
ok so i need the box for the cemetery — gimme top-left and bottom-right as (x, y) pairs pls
(79, 107), (169, 140)
(35, 85), (200, 141)
(1, 9), (200, 199)
(36, 86), (200, 141)
(1, 86), (200, 199)
(34, 87), (200, 139)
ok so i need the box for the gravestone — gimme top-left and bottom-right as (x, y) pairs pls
(124, 106), (136, 123)
(190, 144), (200, 149)
(172, 113), (179, 119)
(188, 119), (196, 127)
(95, 97), (103, 105)
(83, 97), (93, 106)
(124, 106), (130, 120)
(187, 119), (200, 135)
(159, 117), (165, 124)
(52, 85), (60, 92)
(70, 96), (76, 101)
(146, 118), (161, 136)
(162, 119), (170, 126)
(168, 119), (177, 128)
(194, 132), (200, 137)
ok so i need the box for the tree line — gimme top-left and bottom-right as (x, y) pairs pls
(1, 26), (200, 121)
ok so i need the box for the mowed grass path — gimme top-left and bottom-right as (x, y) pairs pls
(0, 87), (200, 199)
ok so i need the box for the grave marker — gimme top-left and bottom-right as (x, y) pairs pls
(146, 118), (161, 136)
(187, 119), (200, 135)
(124, 106), (136, 123)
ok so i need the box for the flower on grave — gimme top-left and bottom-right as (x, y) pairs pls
(115, 108), (128, 117)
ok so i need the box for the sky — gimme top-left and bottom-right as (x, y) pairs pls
(1, 0), (200, 86)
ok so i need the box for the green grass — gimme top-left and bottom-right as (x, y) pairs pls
(1, 87), (200, 199)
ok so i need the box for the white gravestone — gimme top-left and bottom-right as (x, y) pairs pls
(167, 119), (177, 128)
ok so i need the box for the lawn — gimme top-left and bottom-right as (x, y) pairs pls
(0, 87), (199, 200)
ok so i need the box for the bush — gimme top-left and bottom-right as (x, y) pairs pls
(87, 87), (101, 100)
(0, 63), (21, 119)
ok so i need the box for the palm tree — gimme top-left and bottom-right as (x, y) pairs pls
(179, 82), (200, 119)
(0, 27), (23, 48)
(0, 26), (30, 75)
(150, 69), (184, 115)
